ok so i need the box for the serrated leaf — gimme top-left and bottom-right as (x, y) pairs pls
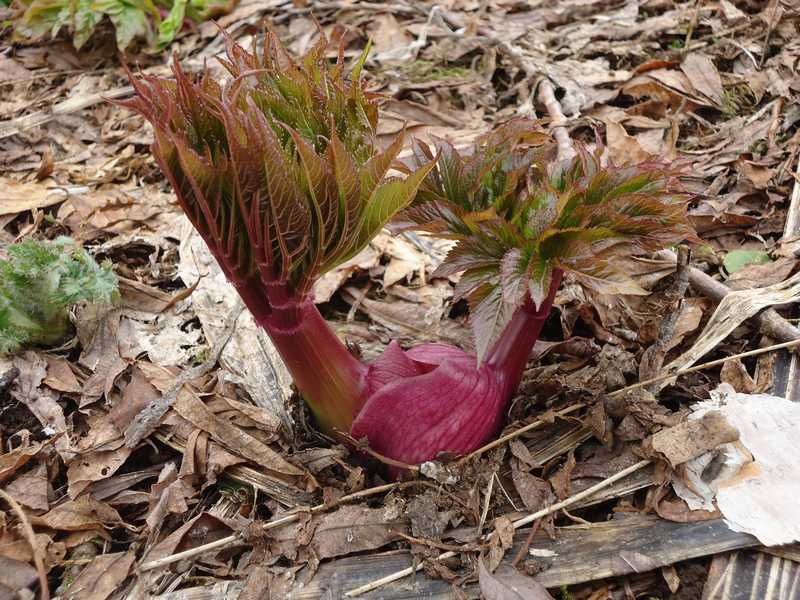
(469, 281), (518, 364)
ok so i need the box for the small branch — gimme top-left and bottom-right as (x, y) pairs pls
(456, 404), (584, 465)
(537, 80), (576, 162)
(609, 338), (800, 397)
(344, 460), (651, 597)
(124, 301), (245, 448)
(338, 431), (421, 473)
(0, 488), (50, 600)
(655, 249), (800, 346)
(138, 481), (403, 572)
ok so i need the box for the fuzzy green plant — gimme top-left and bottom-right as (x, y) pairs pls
(0, 237), (118, 353)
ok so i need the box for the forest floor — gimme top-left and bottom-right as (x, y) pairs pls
(1, 1), (800, 599)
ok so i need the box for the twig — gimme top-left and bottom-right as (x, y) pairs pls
(138, 481), (403, 572)
(338, 431), (421, 473)
(655, 249), (800, 346)
(537, 80), (576, 162)
(344, 460), (651, 597)
(510, 517), (542, 567)
(0, 488), (50, 600)
(608, 338), (800, 397)
(456, 404), (584, 465)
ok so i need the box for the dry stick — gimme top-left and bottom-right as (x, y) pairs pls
(609, 338), (800, 397)
(0, 488), (50, 600)
(138, 482), (402, 572)
(655, 249), (800, 346)
(537, 80), (576, 162)
(457, 404), (584, 465)
(344, 460), (651, 597)
(783, 153), (800, 401)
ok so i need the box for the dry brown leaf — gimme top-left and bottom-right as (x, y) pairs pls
(43, 356), (81, 394)
(511, 461), (552, 512)
(146, 463), (194, 532)
(63, 551), (135, 600)
(32, 496), (123, 532)
(77, 311), (134, 405)
(172, 388), (305, 479)
(488, 516), (515, 571)
(719, 359), (756, 394)
(6, 462), (49, 512)
(0, 178), (68, 216)
(680, 53), (724, 106)
(650, 412), (739, 467)
(0, 555), (38, 594)
(479, 558), (554, 600)
(0, 440), (46, 484)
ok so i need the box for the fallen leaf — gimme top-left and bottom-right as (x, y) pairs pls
(63, 551), (135, 600)
(32, 496), (123, 532)
(650, 411), (739, 467)
(680, 53), (724, 106)
(0, 440), (46, 484)
(172, 388), (305, 479)
(6, 462), (49, 511)
(0, 555), (38, 594)
(43, 356), (81, 394)
(479, 558), (554, 600)
(720, 359), (756, 394)
(0, 178), (68, 216)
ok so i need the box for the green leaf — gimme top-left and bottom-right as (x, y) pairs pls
(723, 249), (772, 274)
(91, 0), (153, 51)
(157, 0), (186, 49)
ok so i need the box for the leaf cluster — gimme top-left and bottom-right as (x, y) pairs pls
(11, 0), (231, 51)
(124, 32), (432, 303)
(397, 125), (697, 361)
(0, 237), (118, 354)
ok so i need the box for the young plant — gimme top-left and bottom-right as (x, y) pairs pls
(350, 129), (697, 468)
(126, 31), (696, 475)
(12, 0), (231, 51)
(0, 237), (118, 354)
(123, 32), (433, 434)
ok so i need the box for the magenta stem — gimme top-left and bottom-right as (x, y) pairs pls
(257, 287), (368, 435)
(485, 269), (564, 397)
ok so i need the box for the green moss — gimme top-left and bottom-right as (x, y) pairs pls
(722, 83), (757, 119)
(399, 60), (472, 82)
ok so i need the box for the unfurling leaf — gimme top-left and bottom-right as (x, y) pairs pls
(123, 31), (433, 311)
(398, 133), (696, 361)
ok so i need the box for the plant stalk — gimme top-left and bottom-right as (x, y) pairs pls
(258, 289), (368, 435)
(485, 269), (564, 397)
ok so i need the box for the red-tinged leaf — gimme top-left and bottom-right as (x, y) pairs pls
(434, 236), (505, 280)
(527, 258), (553, 311)
(478, 559), (555, 600)
(329, 132), (361, 217)
(469, 281), (519, 364)
(360, 133), (405, 204)
(500, 247), (533, 306)
(342, 159), (436, 264)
